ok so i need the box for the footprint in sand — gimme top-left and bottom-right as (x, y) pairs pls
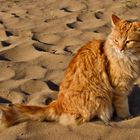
(94, 11), (104, 19)
(25, 65), (47, 79)
(64, 1), (86, 12)
(0, 90), (26, 104)
(40, 53), (72, 70)
(8, 91), (26, 104)
(0, 67), (15, 82)
(46, 80), (59, 91)
(0, 28), (8, 41)
(2, 41), (44, 62)
(32, 33), (61, 45)
(33, 42), (51, 52)
(1, 41), (11, 47)
(0, 79), (29, 90)
(20, 80), (51, 95)
(44, 69), (64, 84)
(66, 22), (77, 29)
(27, 92), (57, 105)
(58, 36), (84, 47)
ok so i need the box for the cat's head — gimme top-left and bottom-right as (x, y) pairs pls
(107, 15), (140, 57)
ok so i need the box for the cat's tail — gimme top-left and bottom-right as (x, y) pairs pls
(0, 101), (62, 130)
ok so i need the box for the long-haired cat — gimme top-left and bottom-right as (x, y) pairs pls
(0, 15), (140, 129)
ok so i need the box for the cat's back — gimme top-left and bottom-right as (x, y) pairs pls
(74, 38), (106, 69)
(60, 38), (107, 93)
(78, 38), (105, 56)
(64, 38), (105, 74)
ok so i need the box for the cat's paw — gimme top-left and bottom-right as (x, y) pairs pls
(124, 115), (133, 120)
(116, 109), (131, 120)
(114, 114), (133, 121)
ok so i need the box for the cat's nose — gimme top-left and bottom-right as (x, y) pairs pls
(118, 45), (125, 51)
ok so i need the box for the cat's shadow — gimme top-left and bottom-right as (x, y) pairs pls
(128, 85), (140, 116)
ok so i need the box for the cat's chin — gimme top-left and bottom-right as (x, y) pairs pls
(111, 44), (137, 58)
(114, 49), (134, 58)
(110, 46), (125, 59)
(112, 47), (140, 61)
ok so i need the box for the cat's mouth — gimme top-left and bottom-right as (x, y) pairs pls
(112, 46), (125, 58)
(115, 48), (140, 61)
(116, 45), (125, 52)
(115, 44), (140, 54)
(114, 46), (135, 58)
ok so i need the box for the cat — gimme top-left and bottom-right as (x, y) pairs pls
(0, 15), (140, 129)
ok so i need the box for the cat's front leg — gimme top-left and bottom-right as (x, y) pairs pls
(113, 95), (130, 119)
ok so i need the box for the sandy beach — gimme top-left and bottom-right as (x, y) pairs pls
(0, 0), (140, 139)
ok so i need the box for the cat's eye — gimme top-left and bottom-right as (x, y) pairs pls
(114, 39), (119, 45)
(126, 40), (140, 43)
(126, 40), (131, 44)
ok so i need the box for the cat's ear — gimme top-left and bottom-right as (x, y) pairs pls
(111, 15), (120, 27)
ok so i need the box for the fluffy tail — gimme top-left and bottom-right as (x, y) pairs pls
(0, 101), (62, 130)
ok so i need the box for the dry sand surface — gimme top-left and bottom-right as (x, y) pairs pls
(0, 0), (140, 139)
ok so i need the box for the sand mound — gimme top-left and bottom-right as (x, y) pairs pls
(0, 0), (140, 139)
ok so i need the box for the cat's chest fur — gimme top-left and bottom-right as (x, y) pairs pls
(106, 47), (140, 94)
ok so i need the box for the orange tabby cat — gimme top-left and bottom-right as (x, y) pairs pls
(0, 15), (140, 129)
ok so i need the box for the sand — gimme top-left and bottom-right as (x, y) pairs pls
(0, 0), (140, 139)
